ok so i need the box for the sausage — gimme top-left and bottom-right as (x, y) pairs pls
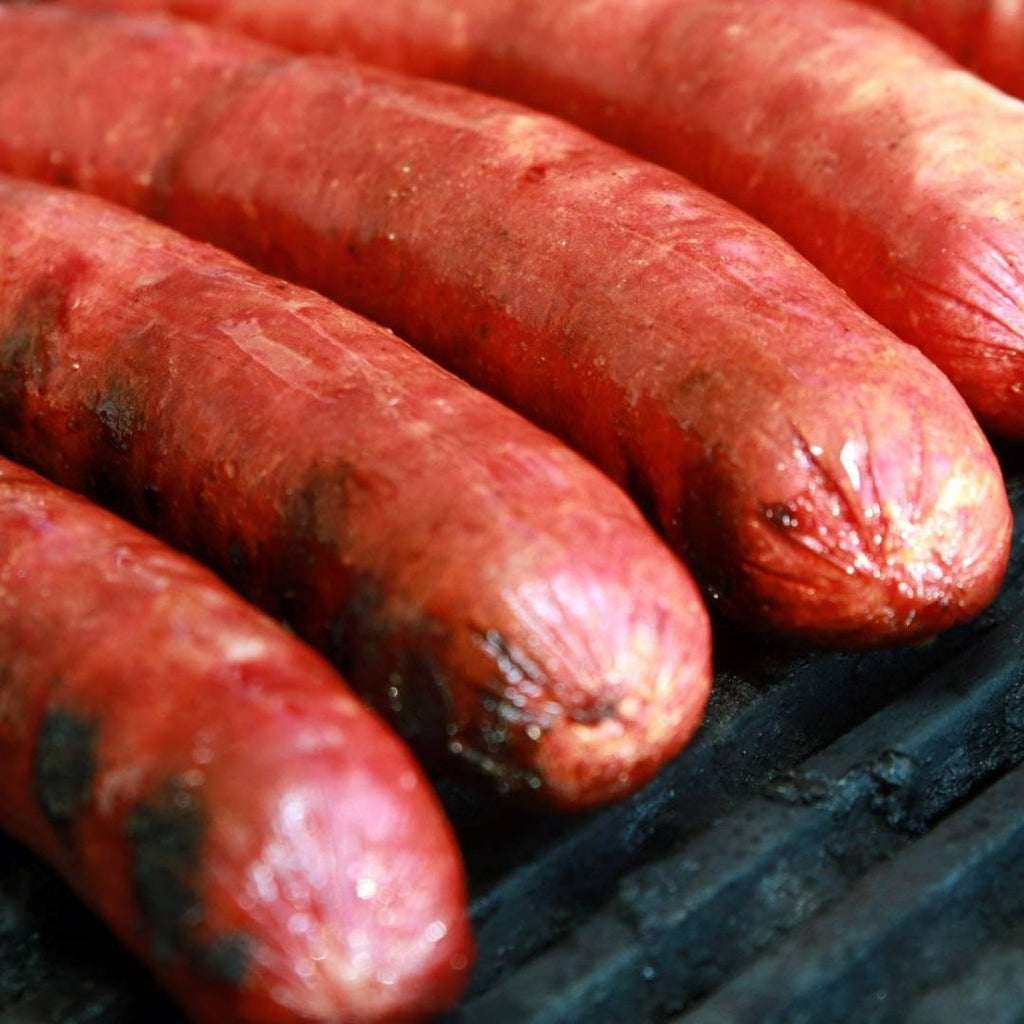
(857, 0), (1024, 100)
(0, 174), (712, 811)
(66, 0), (1024, 439)
(0, 7), (1011, 648)
(0, 455), (473, 1022)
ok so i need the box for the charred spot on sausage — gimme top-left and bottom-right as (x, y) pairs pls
(34, 708), (99, 831)
(126, 779), (256, 986)
(326, 579), (456, 751)
(126, 778), (205, 964)
(327, 578), (389, 677)
(0, 274), (82, 429)
(94, 382), (140, 452)
(0, 330), (38, 428)
(192, 931), (253, 987)
(281, 465), (354, 557)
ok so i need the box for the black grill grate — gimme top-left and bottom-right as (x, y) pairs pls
(2, 446), (1023, 1024)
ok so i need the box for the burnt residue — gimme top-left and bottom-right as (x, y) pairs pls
(0, 330), (35, 428)
(766, 751), (921, 834)
(125, 780), (204, 965)
(280, 465), (353, 558)
(268, 464), (357, 625)
(864, 749), (920, 832)
(33, 709), (99, 831)
(93, 382), (141, 453)
(191, 932), (252, 987)
(329, 580), (455, 751)
(274, 466), (493, 765)
(764, 768), (835, 807)
(0, 326), (47, 433)
(125, 778), (254, 988)
(327, 578), (391, 677)
(0, 263), (87, 431)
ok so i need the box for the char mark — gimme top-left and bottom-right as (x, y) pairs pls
(34, 708), (99, 832)
(125, 778), (254, 987)
(93, 382), (141, 452)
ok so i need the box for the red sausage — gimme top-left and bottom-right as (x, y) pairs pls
(857, 0), (1024, 99)
(0, 456), (472, 1022)
(0, 7), (1010, 647)
(0, 174), (711, 810)
(70, 0), (1024, 438)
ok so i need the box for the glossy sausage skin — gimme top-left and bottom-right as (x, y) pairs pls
(858, 0), (1024, 100)
(70, 0), (1024, 438)
(0, 175), (711, 811)
(0, 8), (1011, 648)
(0, 457), (472, 1023)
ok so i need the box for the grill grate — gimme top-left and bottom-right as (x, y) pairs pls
(2, 446), (1023, 1024)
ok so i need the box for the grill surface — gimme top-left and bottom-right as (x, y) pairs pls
(2, 445), (1023, 1024)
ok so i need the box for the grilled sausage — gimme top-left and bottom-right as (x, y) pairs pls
(0, 7), (1011, 647)
(0, 173), (712, 810)
(0, 455), (473, 1023)
(69, 0), (1024, 438)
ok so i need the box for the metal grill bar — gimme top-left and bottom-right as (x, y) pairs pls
(905, 931), (1024, 1024)
(453, 606), (1024, 1022)
(683, 762), (1024, 1023)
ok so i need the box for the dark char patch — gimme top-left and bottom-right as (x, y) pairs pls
(34, 709), (99, 831)
(125, 780), (204, 965)
(328, 579), (454, 752)
(94, 383), (140, 452)
(192, 932), (252, 986)
(271, 464), (354, 625)
(282, 466), (352, 558)
(0, 330), (39, 430)
(0, 277), (81, 430)
(125, 779), (254, 987)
